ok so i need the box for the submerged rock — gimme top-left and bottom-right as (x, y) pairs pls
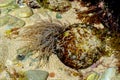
(25, 70), (49, 80)
(0, 0), (19, 15)
(0, 14), (25, 28)
(13, 6), (33, 18)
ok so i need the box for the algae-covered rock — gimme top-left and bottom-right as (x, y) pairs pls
(25, 70), (49, 80)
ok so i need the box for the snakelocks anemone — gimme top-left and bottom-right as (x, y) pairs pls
(19, 20), (120, 70)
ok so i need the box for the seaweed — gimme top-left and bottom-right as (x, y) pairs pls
(77, 0), (120, 33)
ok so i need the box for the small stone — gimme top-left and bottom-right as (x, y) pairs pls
(0, 14), (25, 28)
(25, 70), (49, 80)
(56, 13), (62, 19)
(17, 54), (25, 61)
(87, 73), (99, 80)
(49, 72), (55, 78)
(14, 6), (33, 18)
(0, 0), (14, 7)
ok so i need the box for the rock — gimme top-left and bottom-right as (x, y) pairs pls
(0, 14), (25, 28)
(0, 0), (14, 7)
(14, 6), (33, 18)
(25, 70), (49, 80)
(0, 0), (18, 15)
(0, 5), (19, 15)
(99, 67), (117, 80)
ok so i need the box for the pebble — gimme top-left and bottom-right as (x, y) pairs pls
(49, 72), (55, 78)
(13, 6), (33, 18)
(0, 14), (25, 28)
(25, 70), (49, 80)
(87, 72), (99, 80)
(56, 13), (62, 19)
(16, 54), (25, 61)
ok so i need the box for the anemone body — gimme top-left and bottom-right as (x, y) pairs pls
(55, 24), (105, 69)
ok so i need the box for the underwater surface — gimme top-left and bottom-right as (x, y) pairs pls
(0, 0), (120, 80)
